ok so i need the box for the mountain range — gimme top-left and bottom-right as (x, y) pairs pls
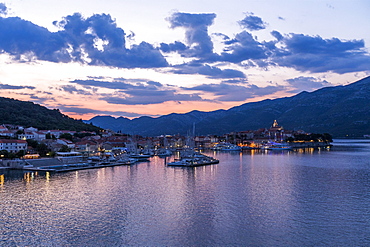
(86, 76), (370, 137)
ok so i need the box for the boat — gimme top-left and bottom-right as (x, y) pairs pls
(115, 157), (137, 165)
(156, 148), (172, 157)
(128, 153), (151, 161)
(167, 156), (219, 167)
(168, 150), (219, 167)
(261, 142), (292, 150)
(220, 144), (242, 151)
(212, 143), (242, 151)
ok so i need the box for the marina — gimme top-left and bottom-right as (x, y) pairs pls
(1, 139), (333, 172)
(1, 139), (370, 246)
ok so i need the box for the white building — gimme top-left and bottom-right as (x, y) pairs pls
(0, 139), (28, 153)
(18, 132), (36, 140)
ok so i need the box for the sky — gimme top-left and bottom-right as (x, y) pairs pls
(0, 0), (369, 120)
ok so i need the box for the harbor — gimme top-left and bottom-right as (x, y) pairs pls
(0, 121), (333, 173)
(1, 142), (333, 173)
(1, 139), (369, 246)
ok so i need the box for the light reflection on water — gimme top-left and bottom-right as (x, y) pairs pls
(1, 139), (370, 246)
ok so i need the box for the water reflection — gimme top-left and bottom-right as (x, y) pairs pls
(1, 141), (370, 246)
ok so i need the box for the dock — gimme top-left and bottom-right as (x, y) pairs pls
(13, 157), (137, 173)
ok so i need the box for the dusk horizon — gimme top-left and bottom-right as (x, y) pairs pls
(0, 0), (369, 120)
(1, 1), (370, 243)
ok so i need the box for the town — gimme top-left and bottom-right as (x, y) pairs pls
(0, 120), (332, 170)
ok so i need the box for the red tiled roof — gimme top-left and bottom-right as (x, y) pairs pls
(0, 139), (27, 143)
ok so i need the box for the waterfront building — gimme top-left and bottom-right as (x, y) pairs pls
(0, 139), (28, 153)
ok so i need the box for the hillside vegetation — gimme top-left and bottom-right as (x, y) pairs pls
(0, 97), (101, 132)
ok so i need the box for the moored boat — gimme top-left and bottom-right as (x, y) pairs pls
(212, 143), (242, 151)
(167, 156), (219, 167)
(261, 142), (292, 150)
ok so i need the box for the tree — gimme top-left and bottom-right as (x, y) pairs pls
(27, 139), (39, 148)
(323, 133), (333, 142)
(0, 150), (9, 158)
(60, 133), (73, 141)
(16, 130), (24, 135)
(15, 150), (25, 158)
(59, 145), (71, 152)
(36, 143), (50, 157)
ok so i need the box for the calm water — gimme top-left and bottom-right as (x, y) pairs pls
(1, 139), (370, 246)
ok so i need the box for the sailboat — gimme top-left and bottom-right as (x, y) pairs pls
(167, 123), (219, 167)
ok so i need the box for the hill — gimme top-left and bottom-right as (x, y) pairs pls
(0, 97), (101, 132)
(86, 76), (370, 137)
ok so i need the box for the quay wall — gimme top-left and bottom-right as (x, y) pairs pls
(289, 142), (331, 148)
(1, 159), (27, 168)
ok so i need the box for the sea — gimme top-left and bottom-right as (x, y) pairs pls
(1, 139), (370, 246)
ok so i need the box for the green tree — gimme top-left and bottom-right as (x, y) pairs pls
(16, 130), (24, 135)
(15, 150), (25, 158)
(59, 145), (71, 152)
(36, 143), (50, 157)
(0, 150), (9, 158)
(27, 139), (39, 148)
(60, 133), (73, 141)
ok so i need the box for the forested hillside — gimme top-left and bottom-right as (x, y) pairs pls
(0, 97), (101, 132)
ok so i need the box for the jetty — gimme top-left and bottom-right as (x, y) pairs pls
(0, 156), (139, 173)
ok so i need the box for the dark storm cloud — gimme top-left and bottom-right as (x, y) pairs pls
(0, 13), (167, 68)
(166, 12), (216, 58)
(238, 13), (267, 31)
(0, 83), (35, 90)
(271, 33), (370, 73)
(285, 76), (331, 92)
(183, 82), (284, 101)
(171, 64), (246, 79)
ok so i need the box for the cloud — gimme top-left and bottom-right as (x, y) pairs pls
(70, 79), (136, 90)
(213, 33), (230, 41)
(285, 76), (331, 92)
(239, 13), (267, 31)
(0, 17), (69, 62)
(183, 82), (284, 101)
(0, 83), (35, 90)
(270, 33), (370, 73)
(171, 64), (246, 79)
(0, 13), (168, 68)
(60, 106), (147, 118)
(0, 3), (7, 15)
(70, 78), (204, 105)
(160, 41), (187, 53)
(166, 12), (216, 58)
(59, 85), (92, 95)
(220, 31), (268, 63)
(1, 9), (370, 79)
(101, 92), (203, 105)
(271, 30), (283, 41)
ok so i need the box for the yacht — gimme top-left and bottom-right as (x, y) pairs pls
(261, 142), (292, 150)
